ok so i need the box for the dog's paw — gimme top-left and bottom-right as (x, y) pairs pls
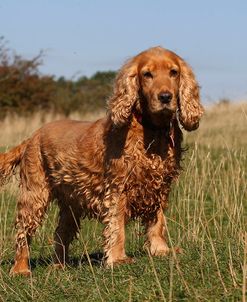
(9, 266), (31, 277)
(149, 245), (183, 257)
(151, 249), (170, 257)
(146, 240), (170, 257)
(105, 256), (135, 268)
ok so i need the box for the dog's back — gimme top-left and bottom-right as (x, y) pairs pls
(0, 119), (92, 185)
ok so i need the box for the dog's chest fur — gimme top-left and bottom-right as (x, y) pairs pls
(87, 130), (179, 220)
(120, 138), (180, 220)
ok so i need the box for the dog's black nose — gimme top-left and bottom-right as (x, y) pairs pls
(158, 92), (173, 104)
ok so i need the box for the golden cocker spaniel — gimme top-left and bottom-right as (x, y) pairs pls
(0, 47), (203, 276)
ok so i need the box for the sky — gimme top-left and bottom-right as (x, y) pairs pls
(0, 0), (247, 104)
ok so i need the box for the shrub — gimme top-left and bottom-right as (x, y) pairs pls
(0, 37), (116, 119)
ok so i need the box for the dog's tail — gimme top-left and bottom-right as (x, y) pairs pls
(0, 139), (29, 186)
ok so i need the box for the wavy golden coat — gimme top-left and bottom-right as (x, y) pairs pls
(0, 47), (203, 275)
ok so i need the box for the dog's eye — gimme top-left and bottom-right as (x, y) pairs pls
(170, 69), (179, 77)
(143, 71), (153, 79)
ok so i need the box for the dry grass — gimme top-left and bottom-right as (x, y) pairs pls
(185, 101), (247, 148)
(0, 101), (246, 149)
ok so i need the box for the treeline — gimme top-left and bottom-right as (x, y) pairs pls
(0, 38), (116, 119)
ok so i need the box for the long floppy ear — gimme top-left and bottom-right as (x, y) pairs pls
(178, 58), (204, 131)
(108, 60), (138, 127)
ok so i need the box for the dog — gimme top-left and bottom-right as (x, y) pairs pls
(0, 46), (203, 276)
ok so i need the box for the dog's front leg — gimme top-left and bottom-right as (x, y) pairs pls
(102, 193), (133, 267)
(145, 207), (170, 256)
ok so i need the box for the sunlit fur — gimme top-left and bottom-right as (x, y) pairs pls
(0, 47), (203, 276)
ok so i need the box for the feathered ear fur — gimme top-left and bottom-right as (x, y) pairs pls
(178, 58), (204, 131)
(108, 60), (138, 127)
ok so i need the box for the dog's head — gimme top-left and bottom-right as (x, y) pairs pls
(108, 46), (204, 131)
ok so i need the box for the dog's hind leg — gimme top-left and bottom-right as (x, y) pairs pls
(10, 143), (50, 276)
(53, 203), (81, 267)
(10, 185), (50, 276)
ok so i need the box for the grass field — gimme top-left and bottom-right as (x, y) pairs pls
(0, 102), (246, 301)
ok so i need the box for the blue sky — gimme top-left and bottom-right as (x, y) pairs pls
(0, 0), (247, 103)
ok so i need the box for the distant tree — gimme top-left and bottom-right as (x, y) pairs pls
(90, 71), (116, 84)
(0, 37), (55, 117)
(0, 37), (116, 118)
